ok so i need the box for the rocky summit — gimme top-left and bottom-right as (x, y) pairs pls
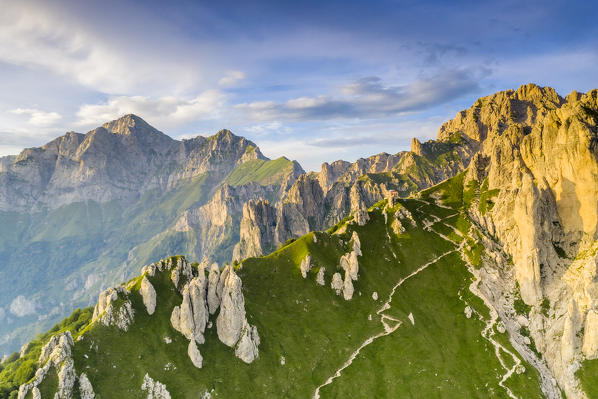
(0, 84), (598, 398)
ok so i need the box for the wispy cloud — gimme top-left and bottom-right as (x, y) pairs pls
(9, 108), (62, 127)
(236, 70), (483, 121)
(0, 2), (201, 94)
(218, 70), (245, 87)
(76, 91), (227, 129)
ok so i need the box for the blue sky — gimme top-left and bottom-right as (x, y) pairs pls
(0, 0), (597, 170)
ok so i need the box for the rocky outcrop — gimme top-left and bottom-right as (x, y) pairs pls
(233, 199), (278, 260)
(141, 373), (171, 399)
(583, 310), (598, 359)
(140, 276), (157, 315)
(452, 84), (598, 398)
(79, 372), (95, 399)
(207, 263), (221, 314)
(215, 266), (260, 363)
(331, 273), (343, 295)
(18, 331), (87, 399)
(235, 320), (260, 363)
(342, 270), (354, 300)
(188, 340), (203, 369)
(354, 208), (370, 226)
(170, 257), (194, 293)
(216, 266), (247, 347)
(300, 255), (312, 278)
(316, 267), (326, 286)
(92, 287), (134, 331)
(170, 273), (209, 344)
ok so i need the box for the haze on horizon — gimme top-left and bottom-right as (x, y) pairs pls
(0, 0), (597, 170)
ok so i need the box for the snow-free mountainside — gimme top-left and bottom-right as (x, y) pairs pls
(1, 84), (598, 398)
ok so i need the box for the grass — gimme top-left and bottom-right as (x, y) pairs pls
(2, 195), (546, 398)
(577, 359), (598, 399)
(225, 157), (295, 187)
(0, 154), (298, 356)
(0, 308), (91, 398)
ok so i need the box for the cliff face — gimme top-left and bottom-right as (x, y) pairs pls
(234, 116), (478, 261)
(442, 84), (598, 398)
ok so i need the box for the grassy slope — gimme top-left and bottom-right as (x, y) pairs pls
(3, 175), (547, 398)
(225, 157), (295, 187)
(577, 359), (598, 399)
(0, 164), (269, 354)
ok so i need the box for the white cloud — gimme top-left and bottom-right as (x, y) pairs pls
(9, 108), (62, 127)
(9, 296), (37, 317)
(76, 90), (227, 129)
(218, 70), (245, 87)
(0, 2), (200, 94)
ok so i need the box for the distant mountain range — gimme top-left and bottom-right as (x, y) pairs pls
(0, 110), (470, 358)
(1, 84), (598, 398)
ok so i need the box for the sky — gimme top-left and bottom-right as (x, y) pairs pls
(0, 0), (597, 171)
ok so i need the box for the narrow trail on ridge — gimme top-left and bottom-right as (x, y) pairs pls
(314, 199), (530, 398)
(313, 201), (458, 399)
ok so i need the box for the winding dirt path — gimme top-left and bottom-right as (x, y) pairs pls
(314, 199), (533, 399)
(313, 233), (456, 398)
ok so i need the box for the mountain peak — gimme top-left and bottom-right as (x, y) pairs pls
(101, 114), (162, 137)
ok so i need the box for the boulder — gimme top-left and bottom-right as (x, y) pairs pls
(316, 267), (326, 286)
(140, 276), (157, 315)
(300, 255), (312, 278)
(141, 373), (171, 399)
(235, 320), (260, 363)
(342, 270), (354, 300)
(187, 340), (203, 369)
(331, 273), (343, 295)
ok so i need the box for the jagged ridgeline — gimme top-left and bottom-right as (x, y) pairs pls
(2, 84), (598, 399)
(2, 193), (547, 398)
(0, 109), (471, 357)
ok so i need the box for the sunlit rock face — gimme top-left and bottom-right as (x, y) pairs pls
(452, 84), (598, 398)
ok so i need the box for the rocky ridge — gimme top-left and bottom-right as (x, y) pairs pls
(430, 84), (598, 398)
(233, 133), (476, 261)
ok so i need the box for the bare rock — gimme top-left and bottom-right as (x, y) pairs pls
(171, 275), (209, 344)
(207, 263), (221, 314)
(235, 320), (260, 363)
(331, 273), (343, 295)
(583, 310), (598, 359)
(141, 373), (171, 399)
(216, 267), (246, 347)
(316, 267), (326, 286)
(300, 255), (312, 278)
(354, 209), (370, 226)
(170, 257), (193, 293)
(342, 270), (354, 300)
(351, 231), (362, 256)
(188, 340), (203, 369)
(79, 373), (95, 399)
(170, 306), (181, 333)
(92, 287), (134, 331)
(464, 306), (473, 319)
(140, 276), (157, 315)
